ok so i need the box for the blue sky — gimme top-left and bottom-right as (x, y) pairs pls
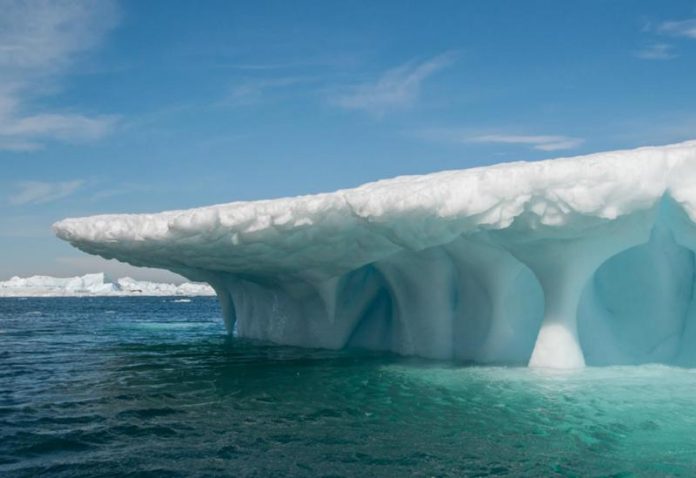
(2, 0), (696, 282)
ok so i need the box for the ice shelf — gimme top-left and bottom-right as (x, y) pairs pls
(54, 141), (696, 368)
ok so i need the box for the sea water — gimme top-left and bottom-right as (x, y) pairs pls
(1, 297), (696, 477)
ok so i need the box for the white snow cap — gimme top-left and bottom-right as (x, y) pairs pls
(53, 141), (696, 277)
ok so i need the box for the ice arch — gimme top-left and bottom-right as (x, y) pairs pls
(578, 200), (696, 366)
(53, 141), (696, 368)
(201, 239), (545, 363)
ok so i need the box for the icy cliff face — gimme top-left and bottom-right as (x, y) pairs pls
(54, 141), (696, 368)
(0, 273), (215, 297)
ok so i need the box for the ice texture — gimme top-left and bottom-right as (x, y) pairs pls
(53, 141), (696, 368)
(0, 273), (215, 297)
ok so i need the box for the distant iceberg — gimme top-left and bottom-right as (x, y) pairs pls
(0, 273), (215, 297)
(54, 141), (696, 368)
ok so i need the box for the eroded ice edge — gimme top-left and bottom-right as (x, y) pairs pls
(54, 141), (696, 368)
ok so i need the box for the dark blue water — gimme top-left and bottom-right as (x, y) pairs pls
(2, 297), (696, 477)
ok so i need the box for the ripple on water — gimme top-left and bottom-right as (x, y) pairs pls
(2, 297), (696, 477)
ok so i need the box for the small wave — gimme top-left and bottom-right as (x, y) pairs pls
(172, 299), (192, 303)
(136, 322), (199, 330)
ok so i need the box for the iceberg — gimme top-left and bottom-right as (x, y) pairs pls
(0, 273), (215, 297)
(53, 141), (696, 368)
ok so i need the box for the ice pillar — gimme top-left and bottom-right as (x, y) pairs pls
(505, 241), (588, 368)
(500, 213), (655, 368)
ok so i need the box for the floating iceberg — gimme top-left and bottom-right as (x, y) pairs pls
(0, 273), (215, 297)
(54, 141), (696, 368)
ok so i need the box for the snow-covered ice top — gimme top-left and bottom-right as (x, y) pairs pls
(53, 141), (696, 368)
(53, 141), (696, 278)
(0, 273), (215, 297)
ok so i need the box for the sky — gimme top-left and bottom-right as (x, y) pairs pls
(1, 0), (696, 282)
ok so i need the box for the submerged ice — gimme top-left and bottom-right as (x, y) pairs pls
(53, 141), (696, 368)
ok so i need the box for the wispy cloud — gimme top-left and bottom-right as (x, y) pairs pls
(330, 52), (456, 115)
(659, 18), (696, 39)
(634, 43), (677, 60)
(225, 76), (316, 106)
(0, 0), (120, 152)
(420, 129), (584, 152)
(9, 180), (84, 205)
(470, 134), (584, 151)
(0, 137), (41, 152)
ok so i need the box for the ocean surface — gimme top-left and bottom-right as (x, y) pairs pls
(2, 297), (696, 477)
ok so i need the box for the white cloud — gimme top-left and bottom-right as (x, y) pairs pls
(634, 43), (677, 60)
(474, 134), (584, 151)
(659, 18), (696, 39)
(331, 52), (456, 115)
(420, 129), (584, 152)
(226, 76), (315, 106)
(9, 180), (84, 205)
(0, 137), (41, 152)
(0, 0), (119, 152)
(468, 134), (584, 151)
(1, 112), (116, 142)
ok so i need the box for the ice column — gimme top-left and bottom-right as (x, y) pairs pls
(501, 214), (655, 368)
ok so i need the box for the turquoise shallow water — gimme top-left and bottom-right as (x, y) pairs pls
(1, 297), (696, 477)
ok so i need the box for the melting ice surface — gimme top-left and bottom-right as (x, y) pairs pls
(53, 141), (696, 368)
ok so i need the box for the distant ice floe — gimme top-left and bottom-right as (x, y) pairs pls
(0, 273), (215, 297)
(53, 141), (696, 368)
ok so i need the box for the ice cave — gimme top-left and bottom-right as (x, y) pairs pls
(54, 141), (696, 368)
